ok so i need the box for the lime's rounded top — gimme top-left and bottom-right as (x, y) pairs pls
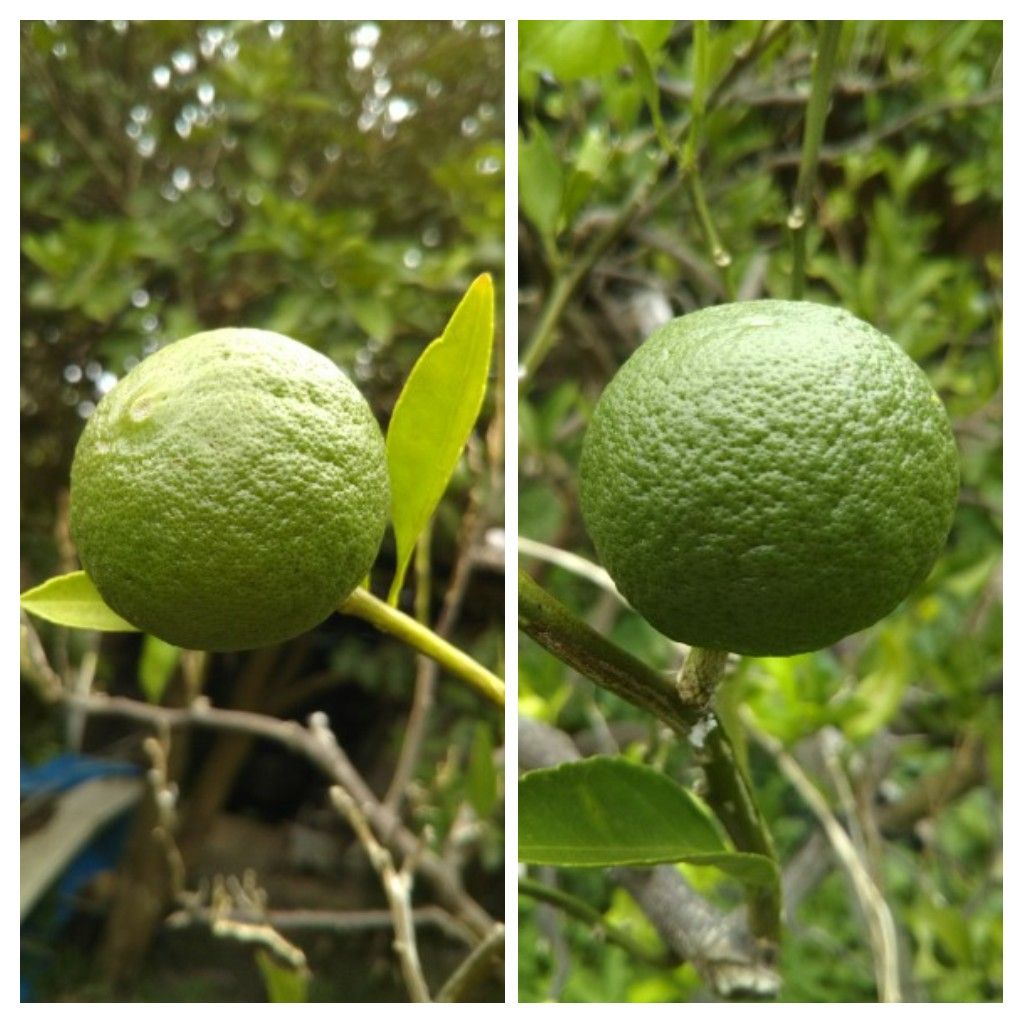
(579, 300), (959, 656)
(70, 327), (390, 651)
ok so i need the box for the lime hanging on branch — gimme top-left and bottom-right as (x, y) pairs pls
(579, 300), (960, 657)
(68, 328), (389, 652)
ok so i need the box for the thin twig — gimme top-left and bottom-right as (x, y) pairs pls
(764, 87), (1003, 170)
(745, 711), (902, 1002)
(435, 923), (505, 1002)
(518, 570), (696, 733)
(57, 690), (495, 939)
(789, 20), (843, 299)
(329, 785), (431, 1002)
(166, 904), (474, 943)
(517, 535), (622, 599)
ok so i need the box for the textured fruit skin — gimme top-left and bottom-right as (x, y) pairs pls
(579, 301), (960, 656)
(70, 328), (390, 652)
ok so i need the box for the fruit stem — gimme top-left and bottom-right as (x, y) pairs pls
(339, 587), (504, 706)
(676, 645), (729, 708)
(789, 20), (843, 299)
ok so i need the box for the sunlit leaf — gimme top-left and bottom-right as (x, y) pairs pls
(386, 274), (494, 603)
(20, 571), (139, 633)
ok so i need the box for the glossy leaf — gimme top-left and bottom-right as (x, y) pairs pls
(20, 571), (139, 633)
(519, 756), (778, 887)
(386, 274), (494, 603)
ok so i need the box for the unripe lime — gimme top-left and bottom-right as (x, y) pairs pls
(70, 328), (389, 651)
(579, 301), (959, 656)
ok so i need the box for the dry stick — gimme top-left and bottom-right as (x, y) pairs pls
(517, 536), (622, 599)
(166, 905), (475, 944)
(783, 732), (988, 920)
(435, 923), (506, 1003)
(329, 785), (431, 1002)
(745, 712), (902, 1002)
(59, 691), (495, 940)
(789, 20), (843, 300)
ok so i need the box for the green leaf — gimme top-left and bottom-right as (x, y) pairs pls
(520, 21), (624, 81)
(386, 274), (494, 603)
(138, 635), (181, 704)
(467, 722), (498, 819)
(20, 571), (139, 633)
(621, 20), (673, 58)
(561, 128), (611, 225)
(519, 124), (564, 245)
(519, 756), (778, 887)
(254, 950), (308, 1003)
(620, 32), (669, 151)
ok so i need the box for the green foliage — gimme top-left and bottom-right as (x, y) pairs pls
(519, 19), (1001, 1003)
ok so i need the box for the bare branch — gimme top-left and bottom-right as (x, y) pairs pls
(58, 690), (495, 939)
(329, 784), (431, 1002)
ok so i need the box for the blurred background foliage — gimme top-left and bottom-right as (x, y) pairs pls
(21, 19), (503, 1001)
(518, 20), (1001, 1003)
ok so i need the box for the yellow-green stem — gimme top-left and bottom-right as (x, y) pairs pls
(340, 587), (504, 706)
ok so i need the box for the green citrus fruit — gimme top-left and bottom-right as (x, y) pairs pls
(579, 300), (959, 656)
(70, 328), (389, 652)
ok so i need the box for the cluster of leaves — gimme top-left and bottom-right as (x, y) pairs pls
(21, 19), (504, 1002)
(518, 20), (1001, 1003)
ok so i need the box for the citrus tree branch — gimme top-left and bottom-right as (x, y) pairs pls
(518, 569), (696, 732)
(328, 784), (431, 1002)
(57, 689), (495, 940)
(339, 587), (504, 706)
(789, 20), (843, 299)
(518, 572), (781, 944)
